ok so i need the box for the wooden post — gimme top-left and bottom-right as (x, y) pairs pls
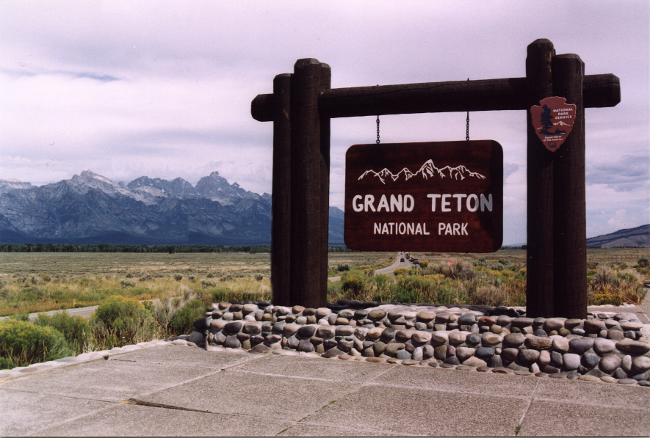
(289, 59), (328, 308)
(271, 73), (292, 306)
(319, 64), (332, 301)
(526, 39), (555, 317)
(552, 54), (587, 319)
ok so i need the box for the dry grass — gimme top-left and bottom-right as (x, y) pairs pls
(0, 248), (647, 316)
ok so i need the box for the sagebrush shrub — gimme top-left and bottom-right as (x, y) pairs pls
(90, 296), (156, 349)
(0, 319), (71, 369)
(169, 300), (206, 336)
(35, 311), (91, 355)
(201, 279), (217, 288)
(120, 279), (136, 288)
(341, 270), (366, 296)
(588, 266), (645, 305)
(473, 258), (487, 267)
(209, 287), (270, 304)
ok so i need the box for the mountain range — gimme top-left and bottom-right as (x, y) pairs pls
(0, 171), (345, 246)
(0, 171), (646, 248)
(585, 224), (650, 248)
(359, 159), (486, 184)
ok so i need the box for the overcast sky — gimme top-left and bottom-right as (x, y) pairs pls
(1, 0), (648, 245)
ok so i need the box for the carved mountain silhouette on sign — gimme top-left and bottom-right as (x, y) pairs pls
(358, 159), (486, 184)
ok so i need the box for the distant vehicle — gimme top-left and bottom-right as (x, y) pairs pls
(400, 258), (405, 262)
(412, 259), (419, 264)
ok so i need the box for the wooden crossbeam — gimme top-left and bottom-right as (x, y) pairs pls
(252, 74), (619, 122)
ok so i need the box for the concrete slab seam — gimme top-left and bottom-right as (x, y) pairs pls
(230, 369), (352, 383)
(528, 396), (650, 412)
(361, 380), (532, 402)
(357, 361), (398, 386)
(117, 350), (275, 406)
(274, 378), (380, 436)
(125, 398), (213, 414)
(0, 341), (173, 383)
(277, 420), (418, 437)
(245, 358), (400, 436)
(15, 398), (119, 437)
(125, 396), (323, 425)
(124, 366), (223, 403)
(217, 350), (275, 372)
(0, 385), (127, 404)
(516, 378), (540, 434)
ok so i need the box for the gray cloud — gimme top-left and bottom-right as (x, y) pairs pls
(0, 0), (648, 245)
(587, 153), (650, 192)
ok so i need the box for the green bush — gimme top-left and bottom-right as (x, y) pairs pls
(0, 319), (71, 369)
(210, 287), (233, 302)
(589, 290), (623, 306)
(326, 280), (343, 303)
(35, 311), (91, 355)
(90, 296), (156, 349)
(638, 257), (649, 268)
(388, 284), (421, 304)
(141, 300), (155, 313)
(370, 274), (391, 296)
(201, 279), (217, 288)
(120, 279), (136, 288)
(0, 357), (14, 369)
(209, 287), (271, 304)
(489, 263), (505, 271)
(169, 300), (206, 336)
(7, 313), (30, 321)
(341, 270), (366, 296)
(152, 292), (202, 338)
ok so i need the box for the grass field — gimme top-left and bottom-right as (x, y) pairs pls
(0, 248), (648, 317)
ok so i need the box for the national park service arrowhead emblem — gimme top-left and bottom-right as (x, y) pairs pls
(530, 96), (576, 152)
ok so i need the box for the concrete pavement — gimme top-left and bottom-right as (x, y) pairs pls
(1, 340), (649, 436)
(1, 284), (649, 436)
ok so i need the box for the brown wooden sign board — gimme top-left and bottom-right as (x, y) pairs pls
(344, 140), (503, 252)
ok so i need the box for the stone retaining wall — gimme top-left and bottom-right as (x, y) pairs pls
(189, 300), (650, 386)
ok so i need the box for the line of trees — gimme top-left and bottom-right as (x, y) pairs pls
(0, 243), (269, 253)
(0, 243), (353, 253)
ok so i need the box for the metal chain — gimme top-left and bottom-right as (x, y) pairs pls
(376, 115), (380, 144)
(466, 78), (470, 141)
(376, 84), (381, 144)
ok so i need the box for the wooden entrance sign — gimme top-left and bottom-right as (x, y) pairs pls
(251, 39), (620, 318)
(344, 141), (502, 252)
